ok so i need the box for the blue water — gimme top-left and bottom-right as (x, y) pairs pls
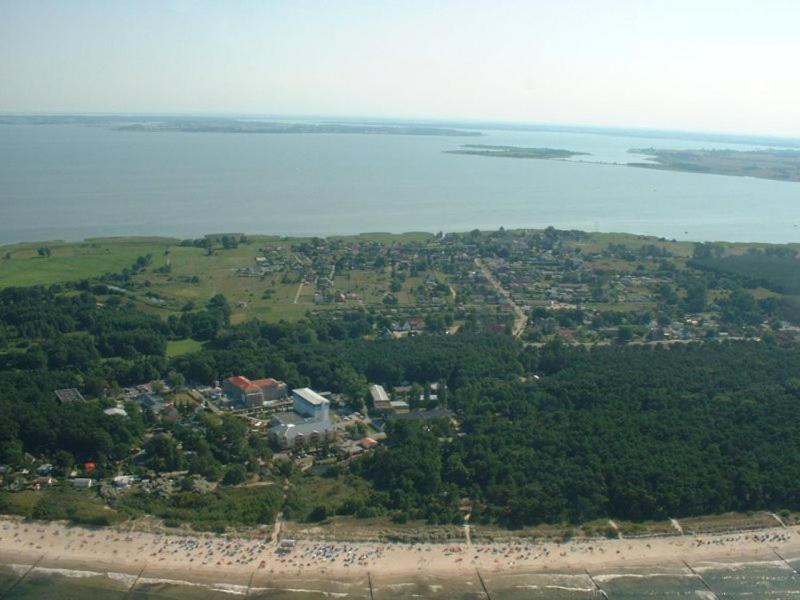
(1, 122), (799, 245)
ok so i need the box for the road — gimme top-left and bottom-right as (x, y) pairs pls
(475, 258), (527, 338)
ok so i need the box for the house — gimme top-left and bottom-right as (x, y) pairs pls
(113, 475), (137, 488)
(136, 393), (166, 414)
(390, 400), (410, 414)
(55, 388), (85, 404)
(369, 384), (393, 413)
(162, 403), (180, 424)
(223, 376), (288, 406)
(104, 407), (128, 417)
(69, 478), (94, 489)
(336, 439), (364, 458)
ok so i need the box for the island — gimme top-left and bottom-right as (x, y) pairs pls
(628, 147), (800, 182)
(445, 144), (589, 159)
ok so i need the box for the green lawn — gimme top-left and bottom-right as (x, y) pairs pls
(0, 238), (174, 288)
(166, 338), (204, 357)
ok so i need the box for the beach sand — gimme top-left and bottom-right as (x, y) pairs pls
(0, 516), (797, 591)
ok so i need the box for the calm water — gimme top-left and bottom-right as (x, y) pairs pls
(3, 560), (800, 599)
(1, 123), (799, 245)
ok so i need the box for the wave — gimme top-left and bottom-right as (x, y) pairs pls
(594, 571), (694, 583)
(4, 563), (353, 597)
(692, 558), (786, 572)
(544, 584), (594, 593)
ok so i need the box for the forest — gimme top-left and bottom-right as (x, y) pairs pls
(359, 342), (800, 526)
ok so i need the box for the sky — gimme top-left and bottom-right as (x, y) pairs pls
(1, 0), (799, 136)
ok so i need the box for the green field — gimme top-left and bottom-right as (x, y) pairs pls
(0, 232), (444, 323)
(166, 338), (204, 357)
(0, 238), (174, 287)
(7, 229), (786, 328)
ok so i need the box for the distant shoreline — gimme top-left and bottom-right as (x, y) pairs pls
(3, 227), (799, 252)
(2, 114), (799, 148)
(446, 143), (800, 184)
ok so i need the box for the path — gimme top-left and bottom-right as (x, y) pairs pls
(607, 519), (622, 539)
(271, 478), (290, 545)
(292, 282), (304, 304)
(771, 512), (788, 528)
(670, 518), (685, 535)
(271, 512), (283, 544)
(475, 258), (527, 338)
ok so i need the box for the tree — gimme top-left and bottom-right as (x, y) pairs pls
(144, 434), (184, 472)
(616, 325), (634, 344)
(166, 370), (186, 389)
(223, 464), (247, 485)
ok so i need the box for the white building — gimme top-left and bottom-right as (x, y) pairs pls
(369, 384), (392, 412)
(292, 388), (329, 422)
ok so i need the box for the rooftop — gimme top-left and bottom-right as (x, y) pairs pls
(269, 419), (336, 437)
(369, 384), (390, 404)
(292, 387), (329, 406)
(273, 412), (308, 426)
(251, 377), (282, 387)
(55, 388), (85, 403)
(225, 375), (260, 392)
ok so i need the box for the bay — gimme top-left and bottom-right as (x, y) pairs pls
(1, 122), (799, 245)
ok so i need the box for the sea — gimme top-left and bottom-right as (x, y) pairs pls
(1, 122), (799, 245)
(3, 558), (800, 599)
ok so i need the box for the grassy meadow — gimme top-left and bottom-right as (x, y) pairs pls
(0, 232), (445, 324)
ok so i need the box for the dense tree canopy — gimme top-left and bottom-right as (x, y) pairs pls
(2, 282), (800, 529)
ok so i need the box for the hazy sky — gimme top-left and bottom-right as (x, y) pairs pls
(1, 0), (799, 136)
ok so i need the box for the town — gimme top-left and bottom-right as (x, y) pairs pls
(3, 374), (454, 508)
(0, 226), (798, 535)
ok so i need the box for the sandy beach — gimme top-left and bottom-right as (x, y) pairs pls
(0, 516), (797, 592)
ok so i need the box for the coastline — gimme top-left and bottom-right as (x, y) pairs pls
(1, 517), (798, 594)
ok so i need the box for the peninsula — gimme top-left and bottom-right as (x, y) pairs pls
(443, 142), (800, 183)
(445, 144), (589, 159)
(628, 147), (800, 182)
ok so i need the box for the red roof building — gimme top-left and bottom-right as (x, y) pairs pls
(223, 375), (288, 406)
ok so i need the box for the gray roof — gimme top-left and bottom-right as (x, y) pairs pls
(269, 418), (335, 440)
(55, 388), (85, 403)
(292, 387), (328, 406)
(369, 384), (390, 404)
(273, 412), (307, 426)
